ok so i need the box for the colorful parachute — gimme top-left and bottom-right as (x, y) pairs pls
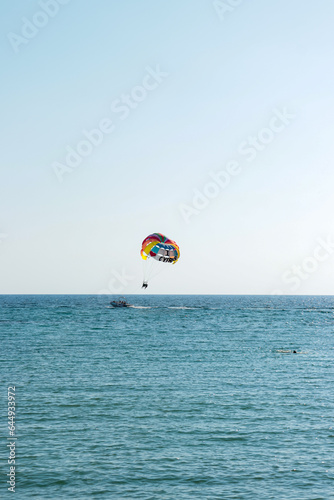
(141, 233), (180, 264)
(140, 233), (180, 288)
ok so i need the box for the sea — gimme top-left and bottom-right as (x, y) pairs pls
(1, 295), (334, 499)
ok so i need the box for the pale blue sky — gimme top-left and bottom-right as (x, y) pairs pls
(1, 0), (334, 294)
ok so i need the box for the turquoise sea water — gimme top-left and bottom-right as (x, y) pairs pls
(1, 295), (334, 499)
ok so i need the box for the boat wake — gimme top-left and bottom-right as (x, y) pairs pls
(130, 305), (152, 309)
(168, 306), (195, 310)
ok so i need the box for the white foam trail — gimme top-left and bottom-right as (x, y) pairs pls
(168, 306), (194, 310)
(130, 306), (151, 309)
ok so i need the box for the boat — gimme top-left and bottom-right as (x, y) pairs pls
(110, 297), (131, 308)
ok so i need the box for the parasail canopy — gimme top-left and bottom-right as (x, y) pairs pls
(141, 233), (180, 264)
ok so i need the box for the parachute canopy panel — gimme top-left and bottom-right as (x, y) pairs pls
(141, 233), (180, 264)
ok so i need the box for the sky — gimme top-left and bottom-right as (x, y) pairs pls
(1, 0), (334, 294)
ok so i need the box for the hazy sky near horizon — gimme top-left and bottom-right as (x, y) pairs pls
(1, 0), (334, 294)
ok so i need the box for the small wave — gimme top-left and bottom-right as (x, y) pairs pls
(275, 349), (305, 354)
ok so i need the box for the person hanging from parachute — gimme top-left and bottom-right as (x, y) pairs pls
(140, 233), (180, 289)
